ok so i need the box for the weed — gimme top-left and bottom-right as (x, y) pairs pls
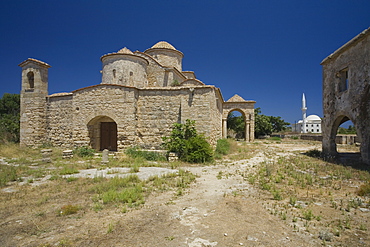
(0, 164), (17, 187)
(359, 224), (367, 231)
(74, 146), (95, 157)
(66, 177), (78, 182)
(280, 211), (287, 220)
(130, 165), (140, 173)
(272, 190), (282, 200)
(125, 147), (166, 161)
(165, 236), (175, 241)
(302, 209), (314, 221)
(59, 204), (79, 216)
(357, 181), (370, 196)
(107, 222), (114, 233)
(93, 202), (103, 212)
(289, 196), (297, 206)
(217, 171), (223, 179)
(59, 165), (79, 175)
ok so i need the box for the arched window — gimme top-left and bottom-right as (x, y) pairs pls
(113, 69), (116, 78)
(27, 71), (34, 89)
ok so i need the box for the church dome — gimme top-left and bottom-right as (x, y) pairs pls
(144, 41), (184, 71)
(117, 47), (133, 54)
(151, 41), (177, 50)
(306, 115), (321, 121)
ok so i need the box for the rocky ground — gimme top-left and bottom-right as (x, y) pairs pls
(0, 139), (369, 247)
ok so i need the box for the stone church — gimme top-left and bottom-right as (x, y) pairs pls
(19, 41), (255, 151)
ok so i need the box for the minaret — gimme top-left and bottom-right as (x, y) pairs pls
(301, 93), (307, 133)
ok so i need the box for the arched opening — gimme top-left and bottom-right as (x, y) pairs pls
(27, 71), (34, 89)
(226, 110), (246, 140)
(330, 115), (360, 163)
(87, 116), (117, 151)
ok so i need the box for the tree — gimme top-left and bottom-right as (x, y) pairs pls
(0, 93), (20, 143)
(227, 112), (245, 139)
(254, 107), (289, 138)
(269, 115), (290, 133)
(254, 108), (272, 137)
(162, 119), (213, 163)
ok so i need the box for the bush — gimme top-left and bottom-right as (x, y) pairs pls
(0, 93), (20, 143)
(183, 136), (213, 163)
(74, 146), (95, 157)
(162, 119), (213, 163)
(215, 139), (230, 156)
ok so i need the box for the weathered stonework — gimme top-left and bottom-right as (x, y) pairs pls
(19, 41), (256, 151)
(321, 27), (370, 164)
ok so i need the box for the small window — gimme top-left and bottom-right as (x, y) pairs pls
(113, 69), (116, 78)
(27, 71), (34, 89)
(338, 68), (348, 92)
(130, 71), (133, 76)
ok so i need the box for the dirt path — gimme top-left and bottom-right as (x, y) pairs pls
(96, 143), (322, 246)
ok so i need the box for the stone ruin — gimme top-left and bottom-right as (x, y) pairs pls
(321, 27), (370, 164)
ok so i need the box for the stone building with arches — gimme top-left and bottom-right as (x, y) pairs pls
(321, 27), (370, 164)
(19, 41), (255, 151)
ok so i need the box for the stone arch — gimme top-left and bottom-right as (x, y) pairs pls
(225, 109), (247, 140)
(222, 107), (253, 142)
(328, 115), (354, 152)
(324, 113), (364, 162)
(87, 116), (117, 151)
(222, 95), (255, 142)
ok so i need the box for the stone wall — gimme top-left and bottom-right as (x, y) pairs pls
(101, 55), (148, 88)
(46, 95), (73, 147)
(43, 84), (223, 150)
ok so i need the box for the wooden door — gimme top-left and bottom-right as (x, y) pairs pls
(100, 122), (117, 151)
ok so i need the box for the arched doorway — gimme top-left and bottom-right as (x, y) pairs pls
(87, 116), (117, 151)
(226, 110), (246, 140)
(328, 115), (360, 163)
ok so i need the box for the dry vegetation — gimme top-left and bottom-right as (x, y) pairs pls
(0, 139), (369, 246)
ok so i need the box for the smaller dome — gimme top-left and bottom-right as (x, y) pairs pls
(151, 41), (177, 50)
(117, 47), (133, 54)
(306, 115), (321, 121)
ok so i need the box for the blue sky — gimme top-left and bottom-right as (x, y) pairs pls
(1, 0), (369, 124)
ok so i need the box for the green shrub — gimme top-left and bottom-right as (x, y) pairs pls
(74, 146), (95, 157)
(163, 119), (213, 163)
(215, 139), (230, 156)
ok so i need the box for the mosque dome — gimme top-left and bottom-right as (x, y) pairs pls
(306, 115), (321, 121)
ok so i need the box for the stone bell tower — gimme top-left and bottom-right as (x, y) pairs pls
(19, 58), (51, 146)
